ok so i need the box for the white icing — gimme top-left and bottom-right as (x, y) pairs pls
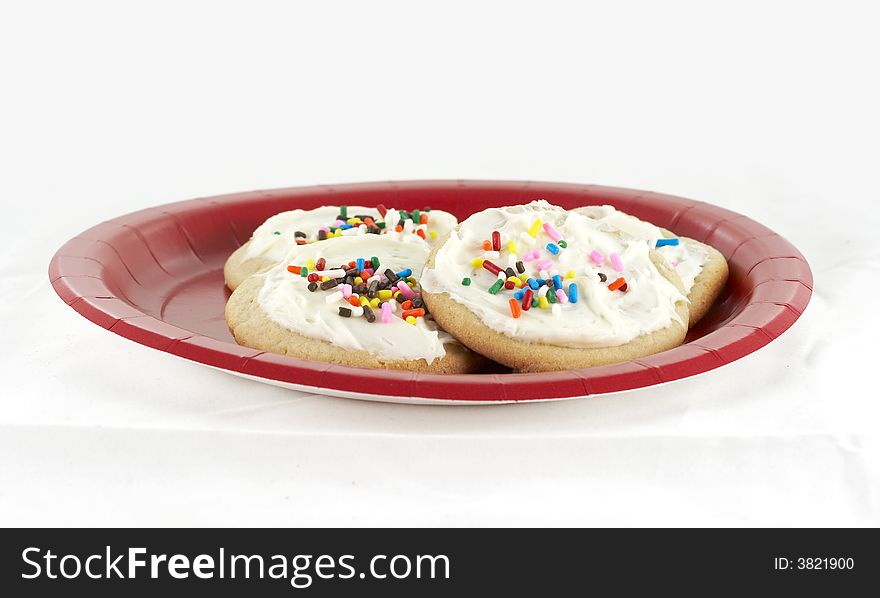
(244, 205), (457, 265)
(420, 201), (686, 349)
(574, 205), (710, 293)
(257, 235), (454, 363)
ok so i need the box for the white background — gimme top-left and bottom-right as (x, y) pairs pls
(2, 1), (878, 526)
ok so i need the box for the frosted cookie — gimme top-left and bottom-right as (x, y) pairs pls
(226, 234), (485, 373)
(574, 206), (728, 326)
(224, 205), (457, 290)
(420, 201), (689, 372)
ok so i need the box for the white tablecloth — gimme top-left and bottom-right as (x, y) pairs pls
(2, 1), (877, 527)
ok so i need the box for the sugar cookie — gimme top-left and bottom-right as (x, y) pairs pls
(226, 234), (485, 373)
(420, 201), (689, 371)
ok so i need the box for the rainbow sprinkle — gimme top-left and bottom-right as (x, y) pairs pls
(609, 252), (624, 273)
(277, 204), (442, 249)
(457, 212), (636, 319)
(286, 253), (431, 325)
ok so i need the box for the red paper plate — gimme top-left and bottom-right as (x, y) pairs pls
(48, 180), (812, 404)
